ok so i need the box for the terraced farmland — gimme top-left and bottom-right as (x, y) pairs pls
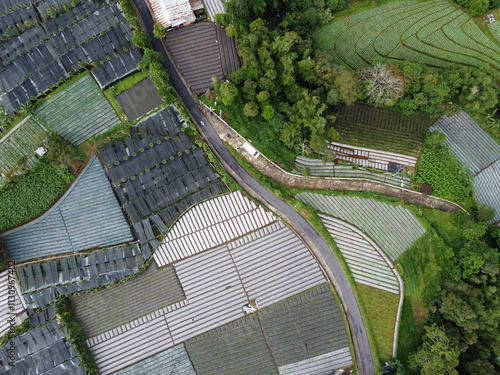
(294, 156), (411, 188)
(35, 74), (120, 145)
(320, 215), (400, 294)
(316, 0), (500, 71)
(297, 193), (426, 261)
(0, 116), (46, 175)
(334, 104), (431, 157)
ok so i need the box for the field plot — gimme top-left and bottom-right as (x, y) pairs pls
(0, 2), (135, 113)
(185, 284), (351, 375)
(99, 105), (226, 256)
(81, 193), (339, 374)
(297, 193), (426, 261)
(70, 262), (184, 338)
(334, 104), (431, 157)
(0, 269), (26, 336)
(320, 215), (400, 294)
(294, 156), (411, 188)
(316, 0), (500, 72)
(0, 318), (84, 375)
(92, 49), (142, 89)
(165, 22), (240, 95)
(1, 156), (134, 262)
(430, 111), (500, 222)
(115, 345), (196, 375)
(17, 243), (145, 309)
(35, 75), (120, 145)
(0, 116), (46, 175)
(155, 190), (277, 265)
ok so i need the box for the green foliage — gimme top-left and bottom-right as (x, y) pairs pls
(0, 159), (73, 230)
(475, 204), (495, 222)
(55, 296), (98, 375)
(152, 23), (165, 39)
(334, 70), (362, 105)
(35, 131), (79, 169)
(132, 30), (152, 50)
(138, 49), (163, 70)
(243, 101), (259, 117)
(453, 0), (489, 16)
(415, 131), (473, 203)
(409, 324), (460, 375)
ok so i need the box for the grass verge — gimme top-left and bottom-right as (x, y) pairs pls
(356, 283), (399, 362)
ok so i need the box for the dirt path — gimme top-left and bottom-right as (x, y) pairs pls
(206, 108), (464, 213)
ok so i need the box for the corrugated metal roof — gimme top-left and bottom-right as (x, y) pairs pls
(155, 190), (277, 266)
(149, 0), (195, 28)
(2, 156), (134, 262)
(0, 269), (26, 336)
(115, 344), (196, 375)
(473, 158), (500, 223)
(297, 193), (426, 261)
(185, 313), (278, 375)
(430, 111), (500, 175)
(229, 221), (327, 308)
(203, 0), (225, 17)
(278, 348), (353, 375)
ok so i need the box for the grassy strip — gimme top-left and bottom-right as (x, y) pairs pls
(110, 70), (149, 95)
(197, 141), (239, 191)
(356, 283), (399, 362)
(55, 296), (98, 375)
(0, 159), (74, 231)
(0, 319), (30, 348)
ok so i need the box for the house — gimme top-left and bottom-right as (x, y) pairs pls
(149, 0), (197, 28)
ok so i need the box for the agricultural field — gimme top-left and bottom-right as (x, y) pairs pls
(0, 116), (46, 175)
(99, 105), (226, 256)
(297, 193), (426, 261)
(294, 156), (412, 188)
(0, 1), (136, 113)
(316, 0), (500, 72)
(430, 111), (500, 220)
(1, 156), (134, 262)
(72, 192), (347, 374)
(35, 74), (121, 145)
(334, 104), (431, 157)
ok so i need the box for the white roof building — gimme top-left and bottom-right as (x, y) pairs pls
(149, 0), (196, 28)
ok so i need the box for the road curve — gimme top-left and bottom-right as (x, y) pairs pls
(131, 1), (376, 373)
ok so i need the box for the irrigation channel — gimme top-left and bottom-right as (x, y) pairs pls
(132, 0), (376, 373)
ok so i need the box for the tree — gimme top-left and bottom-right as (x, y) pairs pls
(309, 133), (327, 153)
(132, 30), (152, 50)
(334, 70), (361, 105)
(216, 81), (239, 106)
(35, 131), (78, 169)
(409, 324), (460, 375)
(261, 105), (275, 121)
(256, 90), (270, 102)
(153, 23), (166, 39)
(475, 204), (495, 222)
(458, 68), (498, 113)
(243, 102), (259, 117)
(138, 49), (163, 69)
(360, 63), (406, 106)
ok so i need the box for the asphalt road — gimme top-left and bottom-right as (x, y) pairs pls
(131, 2), (376, 373)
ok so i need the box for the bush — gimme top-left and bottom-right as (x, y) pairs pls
(0, 160), (73, 230)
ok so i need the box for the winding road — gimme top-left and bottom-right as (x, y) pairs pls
(131, 1), (376, 373)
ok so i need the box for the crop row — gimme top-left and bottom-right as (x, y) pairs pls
(316, 0), (500, 72)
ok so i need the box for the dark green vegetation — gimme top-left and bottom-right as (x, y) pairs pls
(70, 263), (184, 337)
(396, 207), (500, 374)
(55, 296), (99, 375)
(415, 131), (474, 204)
(335, 104), (431, 157)
(0, 159), (74, 231)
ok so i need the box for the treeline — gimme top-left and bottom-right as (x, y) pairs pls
(408, 209), (499, 375)
(214, 0), (499, 158)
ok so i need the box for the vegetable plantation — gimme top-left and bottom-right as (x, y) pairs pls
(334, 104), (431, 157)
(0, 115), (46, 175)
(297, 193), (426, 261)
(0, 159), (72, 231)
(316, 0), (500, 72)
(35, 74), (120, 145)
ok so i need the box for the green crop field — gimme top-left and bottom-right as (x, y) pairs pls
(335, 104), (431, 157)
(316, 0), (500, 72)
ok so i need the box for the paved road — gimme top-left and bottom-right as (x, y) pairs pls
(131, 1), (376, 373)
